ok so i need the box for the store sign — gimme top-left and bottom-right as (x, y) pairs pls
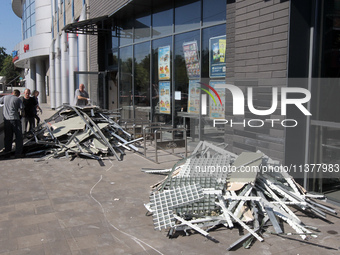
(24, 44), (29, 53)
(12, 50), (19, 62)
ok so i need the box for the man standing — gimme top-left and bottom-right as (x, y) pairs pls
(0, 89), (23, 156)
(22, 88), (37, 132)
(74, 83), (89, 106)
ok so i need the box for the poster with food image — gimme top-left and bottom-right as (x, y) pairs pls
(209, 35), (226, 78)
(183, 41), (200, 79)
(158, 46), (171, 80)
(159, 81), (171, 114)
(209, 80), (225, 119)
(188, 80), (200, 114)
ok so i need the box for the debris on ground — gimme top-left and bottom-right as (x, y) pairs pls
(143, 141), (338, 251)
(22, 105), (141, 161)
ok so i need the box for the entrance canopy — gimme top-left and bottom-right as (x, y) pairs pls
(62, 15), (110, 35)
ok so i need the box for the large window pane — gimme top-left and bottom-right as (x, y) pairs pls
(152, 37), (172, 125)
(202, 24), (226, 78)
(152, 4), (173, 38)
(111, 27), (119, 48)
(134, 42), (150, 121)
(134, 14), (151, 43)
(175, 0), (200, 33)
(31, 25), (36, 37)
(31, 12), (36, 26)
(119, 46), (133, 119)
(118, 18), (133, 46)
(203, 0), (226, 26)
(174, 30), (200, 125)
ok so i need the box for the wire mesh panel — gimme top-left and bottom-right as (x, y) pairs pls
(150, 183), (204, 230)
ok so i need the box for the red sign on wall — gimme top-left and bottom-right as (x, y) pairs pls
(24, 44), (29, 53)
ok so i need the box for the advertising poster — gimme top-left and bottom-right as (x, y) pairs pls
(183, 41), (200, 79)
(159, 81), (171, 114)
(209, 80), (225, 119)
(158, 46), (171, 80)
(210, 35), (226, 78)
(188, 80), (200, 114)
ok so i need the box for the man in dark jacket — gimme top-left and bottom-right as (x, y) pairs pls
(22, 88), (37, 132)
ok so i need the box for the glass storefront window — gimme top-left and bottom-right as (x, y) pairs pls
(174, 30), (200, 127)
(202, 24), (226, 78)
(107, 50), (118, 69)
(112, 28), (119, 49)
(175, 0), (200, 33)
(321, 1), (340, 77)
(134, 42), (151, 121)
(203, 0), (226, 26)
(22, 0), (36, 40)
(200, 24), (226, 143)
(119, 46), (133, 119)
(152, 3), (173, 38)
(134, 13), (151, 43)
(118, 19), (133, 46)
(116, 0), (228, 130)
(152, 37), (173, 125)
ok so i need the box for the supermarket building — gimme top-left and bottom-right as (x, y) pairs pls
(11, 0), (340, 201)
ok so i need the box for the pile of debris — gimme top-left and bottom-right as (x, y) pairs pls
(23, 105), (141, 161)
(143, 141), (337, 250)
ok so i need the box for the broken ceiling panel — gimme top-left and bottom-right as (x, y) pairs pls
(19, 105), (140, 161)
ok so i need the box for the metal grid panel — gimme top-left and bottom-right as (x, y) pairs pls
(174, 194), (220, 217)
(150, 183), (204, 230)
(163, 177), (223, 215)
(166, 177), (223, 190)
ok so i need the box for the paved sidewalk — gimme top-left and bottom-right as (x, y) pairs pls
(0, 104), (339, 255)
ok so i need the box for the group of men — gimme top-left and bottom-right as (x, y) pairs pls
(0, 83), (89, 158)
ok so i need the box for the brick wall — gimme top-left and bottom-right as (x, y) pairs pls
(225, 0), (290, 162)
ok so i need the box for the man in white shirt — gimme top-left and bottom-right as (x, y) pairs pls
(74, 84), (89, 106)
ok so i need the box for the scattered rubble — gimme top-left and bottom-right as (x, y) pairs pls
(143, 141), (337, 251)
(22, 105), (141, 161)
